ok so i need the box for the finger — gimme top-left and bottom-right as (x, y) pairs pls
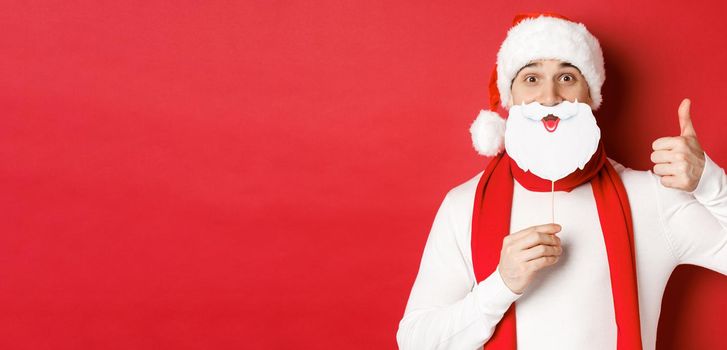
(652, 136), (683, 151)
(659, 175), (680, 189)
(533, 223), (562, 234)
(508, 223), (561, 240)
(519, 244), (563, 262)
(650, 150), (679, 164)
(678, 98), (696, 137)
(513, 231), (562, 250)
(653, 163), (678, 176)
(527, 255), (559, 271)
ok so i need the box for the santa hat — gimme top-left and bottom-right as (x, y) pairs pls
(470, 12), (605, 157)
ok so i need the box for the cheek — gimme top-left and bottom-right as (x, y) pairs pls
(578, 85), (591, 100)
(510, 85), (536, 104)
(561, 84), (590, 102)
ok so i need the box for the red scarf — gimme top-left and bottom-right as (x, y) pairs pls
(471, 141), (643, 349)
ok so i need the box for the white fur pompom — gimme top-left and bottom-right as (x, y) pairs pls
(469, 109), (506, 157)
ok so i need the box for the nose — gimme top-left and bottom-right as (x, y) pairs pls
(539, 81), (562, 107)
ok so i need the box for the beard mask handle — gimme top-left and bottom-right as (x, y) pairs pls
(551, 180), (555, 223)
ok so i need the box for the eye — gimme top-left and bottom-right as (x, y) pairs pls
(525, 75), (537, 83)
(560, 74), (575, 82)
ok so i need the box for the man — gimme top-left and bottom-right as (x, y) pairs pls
(396, 13), (727, 350)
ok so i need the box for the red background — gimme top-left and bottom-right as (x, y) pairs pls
(2, 1), (727, 349)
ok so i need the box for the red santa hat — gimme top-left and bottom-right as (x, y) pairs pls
(470, 12), (606, 156)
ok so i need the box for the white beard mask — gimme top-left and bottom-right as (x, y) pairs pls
(504, 100), (601, 182)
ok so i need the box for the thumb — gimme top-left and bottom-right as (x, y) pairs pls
(678, 98), (696, 137)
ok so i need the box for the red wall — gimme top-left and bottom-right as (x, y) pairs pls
(2, 1), (727, 348)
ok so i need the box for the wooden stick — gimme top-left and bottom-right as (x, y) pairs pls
(551, 180), (555, 223)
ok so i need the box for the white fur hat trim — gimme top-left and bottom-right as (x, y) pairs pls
(496, 16), (605, 110)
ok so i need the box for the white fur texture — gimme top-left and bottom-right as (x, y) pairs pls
(496, 16), (605, 110)
(470, 109), (506, 157)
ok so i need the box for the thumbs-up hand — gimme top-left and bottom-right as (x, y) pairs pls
(651, 98), (706, 192)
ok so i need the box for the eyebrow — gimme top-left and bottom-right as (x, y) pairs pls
(559, 62), (581, 71)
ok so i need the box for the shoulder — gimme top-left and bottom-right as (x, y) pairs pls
(434, 171), (484, 265)
(608, 157), (693, 208)
(426, 170), (484, 241)
(608, 157), (657, 193)
(442, 170), (483, 212)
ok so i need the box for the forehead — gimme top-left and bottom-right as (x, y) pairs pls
(516, 59), (582, 75)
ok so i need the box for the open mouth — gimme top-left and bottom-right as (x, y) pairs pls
(541, 114), (560, 133)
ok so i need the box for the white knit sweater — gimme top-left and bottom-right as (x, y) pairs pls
(397, 153), (727, 350)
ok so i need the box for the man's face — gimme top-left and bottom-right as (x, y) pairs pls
(508, 59), (593, 108)
(503, 59), (601, 181)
